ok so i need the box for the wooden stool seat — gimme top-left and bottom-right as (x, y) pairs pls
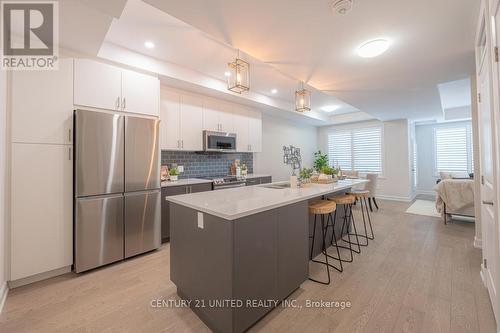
(309, 201), (337, 215)
(328, 194), (356, 205)
(347, 189), (370, 198)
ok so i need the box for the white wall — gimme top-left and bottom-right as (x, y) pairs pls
(0, 68), (8, 310)
(254, 113), (318, 181)
(415, 120), (472, 194)
(318, 119), (413, 201)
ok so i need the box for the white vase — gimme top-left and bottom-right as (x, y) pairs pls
(170, 175), (178, 181)
(290, 175), (298, 188)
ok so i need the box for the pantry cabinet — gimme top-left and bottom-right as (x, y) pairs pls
(11, 58), (74, 145)
(11, 143), (73, 280)
(74, 58), (159, 116)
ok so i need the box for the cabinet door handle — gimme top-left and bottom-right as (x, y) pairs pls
(68, 129), (72, 142)
(68, 147), (72, 160)
(122, 97), (126, 110)
(483, 200), (494, 206)
(116, 96), (120, 109)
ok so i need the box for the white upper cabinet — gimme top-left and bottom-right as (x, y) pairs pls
(233, 108), (250, 152)
(180, 94), (203, 151)
(74, 59), (122, 111)
(11, 58), (74, 145)
(202, 98), (222, 132)
(121, 69), (159, 116)
(11, 143), (73, 280)
(74, 59), (159, 116)
(248, 110), (262, 152)
(218, 102), (235, 133)
(160, 89), (181, 150)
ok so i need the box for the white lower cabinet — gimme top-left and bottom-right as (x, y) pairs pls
(11, 143), (73, 281)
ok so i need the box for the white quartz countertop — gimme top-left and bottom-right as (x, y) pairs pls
(161, 178), (213, 187)
(167, 179), (368, 220)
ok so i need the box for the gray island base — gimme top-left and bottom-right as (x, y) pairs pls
(168, 179), (367, 332)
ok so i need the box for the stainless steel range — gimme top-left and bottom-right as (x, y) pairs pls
(204, 176), (246, 190)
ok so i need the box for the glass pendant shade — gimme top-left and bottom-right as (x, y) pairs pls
(295, 88), (311, 112)
(227, 58), (250, 94)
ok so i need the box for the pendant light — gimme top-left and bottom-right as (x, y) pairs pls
(295, 81), (311, 112)
(227, 49), (250, 94)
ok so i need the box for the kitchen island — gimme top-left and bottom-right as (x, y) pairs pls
(167, 179), (367, 333)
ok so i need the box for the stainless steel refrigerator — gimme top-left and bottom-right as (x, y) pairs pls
(74, 109), (161, 273)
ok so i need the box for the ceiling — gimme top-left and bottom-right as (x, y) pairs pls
(143, 0), (479, 121)
(101, 0), (362, 124)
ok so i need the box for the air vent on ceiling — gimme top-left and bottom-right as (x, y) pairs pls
(332, 0), (353, 15)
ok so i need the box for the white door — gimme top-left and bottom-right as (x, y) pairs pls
(233, 107), (250, 152)
(202, 98), (221, 131)
(74, 59), (122, 111)
(180, 94), (203, 151)
(248, 110), (262, 152)
(478, 47), (499, 321)
(11, 143), (73, 280)
(11, 58), (73, 145)
(487, 0), (500, 321)
(121, 69), (159, 116)
(160, 89), (181, 150)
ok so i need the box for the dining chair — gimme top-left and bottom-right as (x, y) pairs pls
(364, 173), (379, 212)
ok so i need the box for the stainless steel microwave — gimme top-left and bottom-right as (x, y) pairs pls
(203, 130), (237, 152)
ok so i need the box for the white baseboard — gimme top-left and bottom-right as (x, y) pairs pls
(8, 266), (72, 289)
(474, 236), (482, 249)
(0, 281), (8, 314)
(416, 190), (436, 196)
(377, 194), (413, 202)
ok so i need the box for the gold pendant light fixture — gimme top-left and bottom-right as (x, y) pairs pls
(295, 81), (311, 112)
(227, 49), (250, 94)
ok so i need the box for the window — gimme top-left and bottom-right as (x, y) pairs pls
(327, 126), (383, 174)
(434, 124), (473, 174)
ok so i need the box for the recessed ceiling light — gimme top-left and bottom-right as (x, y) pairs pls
(321, 105), (340, 112)
(271, 89), (278, 94)
(144, 41), (155, 49)
(224, 71), (231, 77)
(357, 39), (390, 58)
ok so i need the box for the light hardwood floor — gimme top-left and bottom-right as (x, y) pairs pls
(0, 200), (496, 333)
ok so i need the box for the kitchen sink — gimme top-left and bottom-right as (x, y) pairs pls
(262, 183), (291, 189)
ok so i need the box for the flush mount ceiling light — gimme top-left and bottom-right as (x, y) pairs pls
(227, 49), (250, 94)
(321, 105), (340, 112)
(271, 89), (278, 94)
(295, 82), (311, 112)
(357, 38), (390, 58)
(144, 41), (155, 49)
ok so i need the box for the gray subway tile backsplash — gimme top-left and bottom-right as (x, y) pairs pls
(161, 151), (253, 178)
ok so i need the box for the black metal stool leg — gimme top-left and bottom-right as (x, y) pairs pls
(364, 197), (375, 240)
(328, 208), (354, 263)
(309, 214), (331, 285)
(321, 213), (344, 272)
(341, 204), (361, 254)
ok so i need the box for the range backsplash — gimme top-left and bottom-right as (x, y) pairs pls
(161, 151), (253, 178)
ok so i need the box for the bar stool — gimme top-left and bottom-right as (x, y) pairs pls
(347, 189), (374, 243)
(328, 194), (362, 257)
(308, 200), (343, 284)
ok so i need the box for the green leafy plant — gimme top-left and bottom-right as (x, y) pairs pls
(169, 167), (179, 176)
(300, 168), (313, 180)
(313, 151), (329, 172)
(241, 164), (247, 171)
(321, 166), (338, 176)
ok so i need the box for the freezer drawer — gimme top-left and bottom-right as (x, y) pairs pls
(125, 116), (160, 192)
(125, 190), (161, 258)
(75, 110), (124, 197)
(75, 195), (124, 272)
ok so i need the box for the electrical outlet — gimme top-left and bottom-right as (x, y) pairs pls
(178, 165), (184, 173)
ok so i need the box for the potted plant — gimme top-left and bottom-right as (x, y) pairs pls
(313, 151), (329, 173)
(299, 168), (313, 186)
(241, 163), (248, 176)
(169, 167), (179, 181)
